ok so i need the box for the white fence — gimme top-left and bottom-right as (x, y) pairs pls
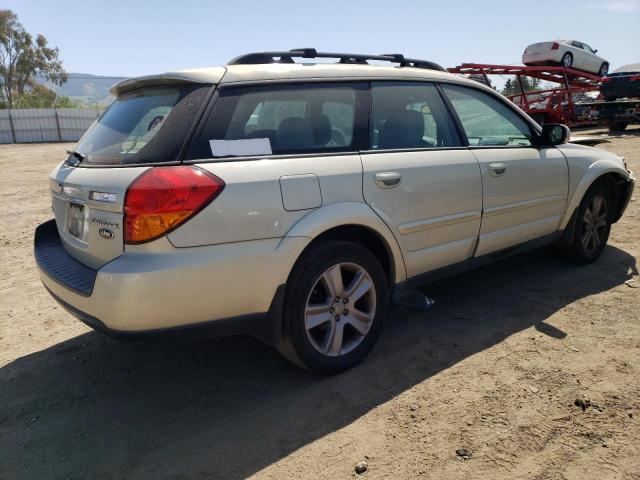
(0, 108), (105, 144)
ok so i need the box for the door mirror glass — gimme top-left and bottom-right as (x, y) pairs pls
(539, 124), (569, 146)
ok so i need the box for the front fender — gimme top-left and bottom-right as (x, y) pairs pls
(285, 202), (407, 283)
(560, 160), (631, 229)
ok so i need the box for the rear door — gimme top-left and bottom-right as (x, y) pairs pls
(441, 83), (568, 257)
(570, 41), (590, 71)
(360, 82), (483, 278)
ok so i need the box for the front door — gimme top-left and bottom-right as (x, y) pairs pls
(441, 84), (568, 257)
(360, 82), (483, 278)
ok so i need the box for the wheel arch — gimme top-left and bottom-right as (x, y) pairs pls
(284, 202), (407, 284)
(560, 165), (631, 231)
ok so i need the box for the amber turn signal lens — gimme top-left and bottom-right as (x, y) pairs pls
(124, 166), (224, 244)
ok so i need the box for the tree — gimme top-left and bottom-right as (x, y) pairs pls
(12, 83), (77, 108)
(0, 10), (67, 108)
(501, 76), (542, 96)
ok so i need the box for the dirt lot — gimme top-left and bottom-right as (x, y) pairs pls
(1, 128), (639, 480)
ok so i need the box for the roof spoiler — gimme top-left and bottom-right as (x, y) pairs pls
(110, 68), (225, 96)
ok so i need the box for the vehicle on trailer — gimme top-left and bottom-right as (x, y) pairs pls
(576, 97), (640, 132)
(523, 40), (609, 76)
(601, 63), (640, 101)
(35, 49), (635, 373)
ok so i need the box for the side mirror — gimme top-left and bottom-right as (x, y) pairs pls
(594, 49), (598, 53)
(539, 124), (570, 146)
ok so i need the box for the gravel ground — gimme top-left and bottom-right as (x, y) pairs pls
(1, 127), (639, 479)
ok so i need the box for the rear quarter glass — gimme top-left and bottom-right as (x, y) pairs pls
(75, 84), (211, 166)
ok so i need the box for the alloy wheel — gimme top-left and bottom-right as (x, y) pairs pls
(304, 262), (376, 357)
(581, 194), (608, 255)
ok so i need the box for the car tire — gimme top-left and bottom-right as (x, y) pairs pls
(608, 121), (628, 132)
(598, 63), (609, 77)
(277, 239), (389, 374)
(563, 183), (613, 264)
(561, 52), (573, 68)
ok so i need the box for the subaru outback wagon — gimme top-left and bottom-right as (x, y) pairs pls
(35, 49), (634, 373)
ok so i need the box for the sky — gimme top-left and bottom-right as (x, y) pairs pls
(7, 0), (640, 78)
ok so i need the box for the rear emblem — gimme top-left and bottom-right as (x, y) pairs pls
(98, 228), (114, 240)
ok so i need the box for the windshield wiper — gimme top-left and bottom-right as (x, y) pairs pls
(66, 150), (85, 165)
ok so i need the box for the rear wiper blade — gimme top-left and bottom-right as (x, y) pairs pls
(66, 150), (85, 165)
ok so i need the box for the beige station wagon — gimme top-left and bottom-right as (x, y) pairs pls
(35, 49), (635, 373)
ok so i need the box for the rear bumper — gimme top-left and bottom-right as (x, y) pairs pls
(44, 283), (286, 344)
(522, 51), (563, 65)
(35, 219), (309, 343)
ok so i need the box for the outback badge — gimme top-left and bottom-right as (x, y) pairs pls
(98, 228), (114, 240)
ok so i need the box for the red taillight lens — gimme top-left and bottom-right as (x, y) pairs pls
(551, 42), (560, 50)
(630, 74), (640, 81)
(124, 166), (224, 244)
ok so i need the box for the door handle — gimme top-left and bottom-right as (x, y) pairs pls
(374, 172), (401, 188)
(488, 163), (507, 177)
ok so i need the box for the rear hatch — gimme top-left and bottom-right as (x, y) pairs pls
(50, 81), (213, 269)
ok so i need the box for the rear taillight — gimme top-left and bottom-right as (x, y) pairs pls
(124, 166), (224, 244)
(630, 74), (640, 81)
(551, 42), (560, 50)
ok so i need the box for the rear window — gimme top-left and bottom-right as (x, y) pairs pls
(186, 83), (365, 159)
(74, 84), (210, 165)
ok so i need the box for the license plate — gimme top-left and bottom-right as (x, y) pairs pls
(67, 202), (85, 240)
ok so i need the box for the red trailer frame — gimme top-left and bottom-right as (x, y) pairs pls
(448, 63), (603, 126)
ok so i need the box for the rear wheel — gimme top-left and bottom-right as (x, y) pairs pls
(561, 52), (573, 68)
(278, 240), (388, 373)
(563, 184), (613, 263)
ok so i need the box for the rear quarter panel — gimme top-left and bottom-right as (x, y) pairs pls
(168, 154), (365, 246)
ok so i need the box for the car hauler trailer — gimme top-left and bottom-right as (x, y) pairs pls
(448, 63), (603, 127)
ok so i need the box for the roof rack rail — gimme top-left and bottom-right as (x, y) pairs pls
(227, 49), (446, 72)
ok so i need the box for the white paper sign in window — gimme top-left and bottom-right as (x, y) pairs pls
(209, 138), (272, 157)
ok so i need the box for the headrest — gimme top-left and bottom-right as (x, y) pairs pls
(308, 114), (332, 146)
(378, 109), (425, 149)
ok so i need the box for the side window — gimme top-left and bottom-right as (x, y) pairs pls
(582, 43), (594, 53)
(187, 83), (361, 159)
(571, 41), (584, 49)
(370, 82), (460, 150)
(441, 84), (534, 147)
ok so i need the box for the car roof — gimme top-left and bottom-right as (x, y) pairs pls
(613, 63), (640, 73)
(112, 62), (480, 95)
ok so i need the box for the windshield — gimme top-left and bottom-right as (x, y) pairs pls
(74, 84), (210, 165)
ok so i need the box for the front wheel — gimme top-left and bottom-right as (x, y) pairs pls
(278, 240), (389, 373)
(563, 184), (613, 264)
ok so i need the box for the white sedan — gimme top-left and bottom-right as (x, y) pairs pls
(523, 40), (609, 76)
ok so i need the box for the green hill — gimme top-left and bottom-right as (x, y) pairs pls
(37, 73), (128, 108)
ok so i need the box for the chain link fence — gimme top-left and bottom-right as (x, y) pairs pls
(0, 108), (105, 144)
